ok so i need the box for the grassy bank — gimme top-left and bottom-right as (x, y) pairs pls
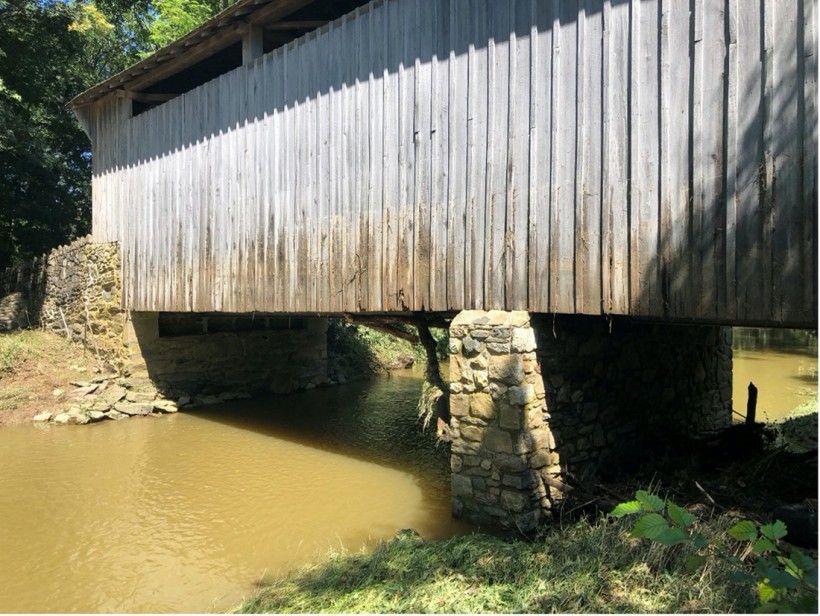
(327, 319), (447, 377)
(0, 329), (95, 425)
(238, 515), (757, 614)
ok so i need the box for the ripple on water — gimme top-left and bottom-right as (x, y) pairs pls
(0, 372), (470, 613)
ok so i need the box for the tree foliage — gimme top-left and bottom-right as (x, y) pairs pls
(0, 0), (231, 269)
(147, 0), (229, 49)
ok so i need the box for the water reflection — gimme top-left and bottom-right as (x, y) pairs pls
(0, 369), (469, 614)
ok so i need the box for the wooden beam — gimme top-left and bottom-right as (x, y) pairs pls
(121, 23), (245, 94)
(266, 20), (327, 30)
(118, 91), (177, 103)
(249, 0), (315, 26)
(242, 24), (264, 65)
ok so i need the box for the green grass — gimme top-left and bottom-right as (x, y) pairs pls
(237, 516), (757, 614)
(327, 319), (448, 376)
(0, 329), (61, 374)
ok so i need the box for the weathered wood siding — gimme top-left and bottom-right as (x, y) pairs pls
(89, 0), (817, 326)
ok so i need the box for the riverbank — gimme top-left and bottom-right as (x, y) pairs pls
(237, 515), (757, 613)
(0, 321), (441, 427)
(0, 329), (103, 425)
(237, 424), (818, 614)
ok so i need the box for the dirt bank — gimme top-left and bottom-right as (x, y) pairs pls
(0, 330), (103, 426)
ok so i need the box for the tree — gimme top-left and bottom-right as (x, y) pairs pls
(147, 0), (230, 49)
(0, 0), (226, 269)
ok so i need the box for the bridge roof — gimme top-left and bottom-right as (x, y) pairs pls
(69, 0), (366, 109)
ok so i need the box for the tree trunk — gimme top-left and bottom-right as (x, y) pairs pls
(413, 314), (451, 440)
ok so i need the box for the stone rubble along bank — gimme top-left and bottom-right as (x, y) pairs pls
(30, 373), (253, 426)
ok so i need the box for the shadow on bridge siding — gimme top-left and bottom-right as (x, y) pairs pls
(95, 0), (816, 326)
(101, 0), (601, 168)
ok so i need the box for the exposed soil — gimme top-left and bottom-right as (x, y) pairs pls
(0, 330), (105, 426)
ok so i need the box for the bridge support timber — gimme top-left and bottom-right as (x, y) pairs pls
(448, 311), (733, 531)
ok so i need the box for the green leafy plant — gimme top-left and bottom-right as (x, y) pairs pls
(610, 490), (818, 613)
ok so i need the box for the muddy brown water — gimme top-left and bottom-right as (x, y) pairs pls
(0, 368), (470, 613)
(0, 332), (816, 613)
(732, 330), (818, 423)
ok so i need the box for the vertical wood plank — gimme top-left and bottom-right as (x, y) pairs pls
(382, 0), (400, 310)
(630, 0), (662, 317)
(368, 3), (385, 311)
(507, 0), (532, 310)
(466, 0), (489, 308)
(429, 0), (449, 310)
(662, 0), (693, 317)
(771, 0), (802, 323)
(447, 0), (468, 310)
(550, 0), (577, 313)
(575, 0), (603, 315)
(485, 0), (510, 309)
(528, 0), (553, 313)
(802, 0), (818, 324)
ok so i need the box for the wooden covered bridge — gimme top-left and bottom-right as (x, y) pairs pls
(72, 0), (817, 327)
(70, 0), (817, 529)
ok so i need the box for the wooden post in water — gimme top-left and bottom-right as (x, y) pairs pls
(746, 382), (758, 425)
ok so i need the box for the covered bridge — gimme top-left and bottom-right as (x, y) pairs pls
(71, 0), (817, 327)
(68, 0), (817, 530)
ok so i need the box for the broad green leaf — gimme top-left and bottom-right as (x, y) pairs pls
(656, 526), (689, 546)
(761, 520), (788, 540)
(692, 533), (709, 549)
(777, 556), (802, 579)
(728, 520), (758, 542)
(684, 553), (707, 572)
(752, 537), (777, 554)
(635, 490), (665, 512)
(766, 568), (799, 590)
(631, 513), (669, 540)
(667, 501), (696, 528)
(729, 570), (754, 584)
(789, 549), (818, 585)
(610, 500), (642, 518)
(757, 581), (777, 604)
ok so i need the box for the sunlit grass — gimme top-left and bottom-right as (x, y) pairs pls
(237, 516), (756, 613)
(0, 330), (62, 374)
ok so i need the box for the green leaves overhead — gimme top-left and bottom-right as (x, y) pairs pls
(0, 0), (232, 268)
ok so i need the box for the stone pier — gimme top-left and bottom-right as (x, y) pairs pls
(448, 311), (563, 532)
(448, 310), (732, 531)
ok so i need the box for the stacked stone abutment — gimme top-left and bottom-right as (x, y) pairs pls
(0, 237), (332, 403)
(448, 311), (563, 532)
(448, 310), (733, 530)
(0, 237), (124, 365)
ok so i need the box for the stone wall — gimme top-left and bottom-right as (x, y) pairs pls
(1, 237), (331, 402)
(534, 315), (732, 480)
(448, 310), (733, 530)
(0, 237), (124, 367)
(448, 311), (563, 532)
(125, 312), (330, 400)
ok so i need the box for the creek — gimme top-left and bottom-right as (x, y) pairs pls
(0, 368), (468, 613)
(0, 329), (816, 612)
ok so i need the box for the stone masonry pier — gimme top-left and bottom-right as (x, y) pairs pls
(448, 310), (733, 531)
